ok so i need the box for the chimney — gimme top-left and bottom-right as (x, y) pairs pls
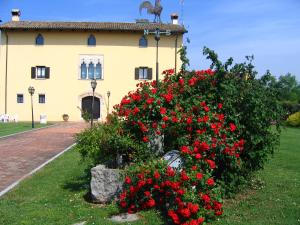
(171, 13), (179, 25)
(11, 9), (21, 21)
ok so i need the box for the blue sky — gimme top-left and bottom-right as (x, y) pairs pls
(1, 0), (300, 79)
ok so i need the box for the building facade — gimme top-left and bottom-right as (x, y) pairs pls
(0, 10), (186, 121)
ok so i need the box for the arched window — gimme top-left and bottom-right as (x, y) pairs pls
(80, 61), (87, 79)
(139, 36), (148, 47)
(35, 34), (44, 45)
(87, 34), (96, 46)
(95, 61), (102, 79)
(88, 62), (94, 79)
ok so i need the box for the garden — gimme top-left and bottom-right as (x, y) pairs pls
(1, 47), (299, 225)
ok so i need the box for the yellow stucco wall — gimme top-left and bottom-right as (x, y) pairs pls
(0, 30), (183, 121)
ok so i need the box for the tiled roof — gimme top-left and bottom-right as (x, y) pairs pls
(0, 21), (187, 33)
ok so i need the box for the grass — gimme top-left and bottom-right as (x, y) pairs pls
(0, 122), (51, 137)
(0, 127), (299, 225)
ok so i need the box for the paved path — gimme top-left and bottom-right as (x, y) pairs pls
(0, 122), (87, 193)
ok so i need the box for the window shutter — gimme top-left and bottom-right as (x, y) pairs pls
(45, 67), (50, 79)
(148, 68), (153, 80)
(31, 67), (36, 79)
(135, 68), (139, 80)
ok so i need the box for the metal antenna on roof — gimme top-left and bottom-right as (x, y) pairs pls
(180, 0), (184, 25)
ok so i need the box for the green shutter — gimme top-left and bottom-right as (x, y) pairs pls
(148, 68), (153, 80)
(31, 67), (36, 79)
(45, 67), (50, 79)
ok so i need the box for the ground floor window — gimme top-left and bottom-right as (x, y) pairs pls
(39, 94), (46, 104)
(17, 94), (24, 103)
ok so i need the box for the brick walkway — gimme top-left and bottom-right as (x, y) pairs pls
(0, 122), (87, 193)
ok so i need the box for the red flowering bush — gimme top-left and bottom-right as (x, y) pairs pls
(114, 68), (245, 224)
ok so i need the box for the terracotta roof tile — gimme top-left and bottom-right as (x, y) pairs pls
(0, 21), (187, 33)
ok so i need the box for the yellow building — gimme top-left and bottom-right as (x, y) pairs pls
(0, 10), (186, 122)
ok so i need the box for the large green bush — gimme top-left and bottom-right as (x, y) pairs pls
(75, 115), (149, 168)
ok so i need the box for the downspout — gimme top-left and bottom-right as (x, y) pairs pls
(175, 33), (178, 74)
(4, 31), (8, 114)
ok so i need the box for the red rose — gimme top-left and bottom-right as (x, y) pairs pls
(162, 116), (169, 121)
(198, 217), (205, 224)
(200, 142), (210, 151)
(206, 159), (216, 169)
(154, 171), (160, 179)
(196, 173), (203, 180)
(207, 178), (215, 186)
(191, 166), (198, 171)
(125, 176), (131, 184)
(160, 107), (167, 115)
(146, 198), (155, 208)
(195, 153), (202, 159)
(168, 210), (180, 224)
(202, 194), (210, 203)
(120, 201), (127, 208)
(151, 88), (157, 94)
(142, 136), (149, 143)
(179, 78), (185, 85)
(218, 103), (223, 109)
(188, 203), (199, 214)
(181, 146), (189, 154)
(230, 123), (236, 132)
(178, 208), (191, 218)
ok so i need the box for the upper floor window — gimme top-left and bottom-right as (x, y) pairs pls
(31, 66), (50, 79)
(87, 34), (96, 46)
(135, 67), (152, 80)
(139, 36), (148, 48)
(35, 34), (44, 45)
(79, 55), (103, 80)
(95, 61), (102, 79)
(88, 62), (95, 79)
(80, 61), (87, 79)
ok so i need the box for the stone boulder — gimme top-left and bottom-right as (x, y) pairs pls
(90, 165), (122, 203)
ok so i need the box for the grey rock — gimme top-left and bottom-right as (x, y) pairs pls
(90, 165), (122, 204)
(110, 213), (139, 223)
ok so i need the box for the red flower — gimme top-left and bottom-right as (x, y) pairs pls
(186, 116), (193, 124)
(151, 88), (157, 94)
(196, 173), (203, 180)
(125, 176), (131, 184)
(146, 198), (156, 208)
(207, 178), (215, 186)
(160, 107), (167, 115)
(195, 153), (202, 159)
(229, 123), (236, 132)
(163, 93), (173, 103)
(133, 107), (140, 114)
(168, 210), (180, 224)
(120, 201), (127, 208)
(144, 191), (151, 197)
(179, 78), (185, 85)
(172, 116), (178, 123)
(146, 98), (155, 105)
(188, 203), (199, 214)
(142, 136), (149, 143)
(200, 142), (210, 151)
(218, 103), (223, 109)
(206, 159), (216, 169)
(181, 146), (190, 154)
(191, 165), (198, 171)
(198, 217), (205, 224)
(162, 116), (169, 121)
(178, 208), (191, 218)
(202, 194), (210, 203)
(181, 171), (190, 181)
(154, 171), (160, 179)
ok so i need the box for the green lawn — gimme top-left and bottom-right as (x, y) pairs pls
(0, 122), (51, 137)
(0, 128), (299, 225)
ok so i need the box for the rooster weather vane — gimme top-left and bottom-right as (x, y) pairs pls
(139, 0), (163, 23)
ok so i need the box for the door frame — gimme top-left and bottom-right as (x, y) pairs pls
(78, 92), (103, 121)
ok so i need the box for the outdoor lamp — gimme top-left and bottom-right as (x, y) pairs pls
(91, 79), (97, 90)
(28, 86), (35, 128)
(90, 79), (97, 128)
(107, 91), (111, 116)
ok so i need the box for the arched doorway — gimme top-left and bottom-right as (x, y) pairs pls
(81, 96), (100, 119)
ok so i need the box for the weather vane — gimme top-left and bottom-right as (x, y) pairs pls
(139, 0), (163, 23)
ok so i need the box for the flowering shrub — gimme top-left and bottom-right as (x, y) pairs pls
(115, 68), (245, 224)
(286, 111), (300, 127)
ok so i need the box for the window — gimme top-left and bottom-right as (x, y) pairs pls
(79, 55), (104, 80)
(95, 62), (102, 79)
(87, 34), (96, 46)
(37, 66), (46, 78)
(88, 62), (94, 79)
(135, 67), (153, 80)
(80, 61), (87, 79)
(39, 94), (46, 104)
(35, 34), (44, 45)
(31, 66), (50, 79)
(17, 94), (24, 103)
(139, 36), (148, 47)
